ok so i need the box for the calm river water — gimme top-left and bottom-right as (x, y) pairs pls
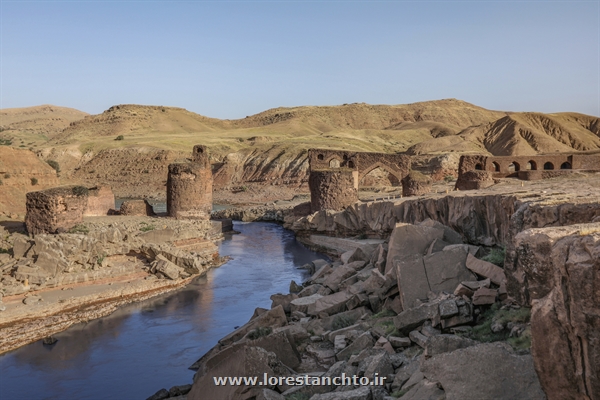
(0, 222), (326, 399)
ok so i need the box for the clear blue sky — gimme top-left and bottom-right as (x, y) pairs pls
(1, 1), (599, 118)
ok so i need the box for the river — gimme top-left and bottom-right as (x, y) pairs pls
(0, 222), (327, 399)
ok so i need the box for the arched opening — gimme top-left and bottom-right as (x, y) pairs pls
(360, 167), (400, 187)
(492, 162), (500, 172)
(317, 154), (324, 160)
(475, 164), (483, 170)
(329, 159), (340, 168)
(343, 154), (348, 160)
(508, 162), (520, 172)
(348, 161), (355, 168)
(560, 162), (572, 170)
(544, 162), (554, 170)
(196, 147), (203, 154)
(526, 160), (537, 170)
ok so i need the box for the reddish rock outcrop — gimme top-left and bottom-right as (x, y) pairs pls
(309, 169), (358, 212)
(514, 224), (600, 400)
(119, 200), (154, 216)
(84, 186), (115, 216)
(25, 186), (88, 234)
(401, 171), (432, 197)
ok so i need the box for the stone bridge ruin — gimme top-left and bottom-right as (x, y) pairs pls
(456, 152), (600, 190)
(308, 149), (411, 212)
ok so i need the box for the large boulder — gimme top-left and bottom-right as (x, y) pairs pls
(421, 342), (545, 400)
(514, 225), (600, 400)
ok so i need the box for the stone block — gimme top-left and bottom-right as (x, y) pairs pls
(290, 294), (323, 314)
(336, 331), (375, 361)
(394, 301), (439, 335)
(421, 342), (545, 400)
(472, 287), (497, 305)
(309, 291), (353, 316)
(423, 247), (476, 294)
(466, 253), (506, 285)
(409, 330), (428, 348)
(424, 334), (477, 357)
(386, 223), (444, 275)
(396, 254), (429, 310)
(438, 299), (459, 319)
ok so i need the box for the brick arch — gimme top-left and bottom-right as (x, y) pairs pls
(358, 161), (402, 185)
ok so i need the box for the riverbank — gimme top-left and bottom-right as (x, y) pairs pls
(0, 214), (227, 355)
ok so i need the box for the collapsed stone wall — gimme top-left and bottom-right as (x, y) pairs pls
(309, 169), (358, 212)
(25, 186), (89, 235)
(308, 149), (411, 185)
(401, 171), (432, 196)
(120, 199), (154, 216)
(84, 186), (115, 216)
(455, 170), (494, 190)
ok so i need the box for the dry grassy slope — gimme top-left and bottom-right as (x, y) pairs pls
(55, 104), (226, 143)
(232, 99), (506, 131)
(0, 147), (60, 215)
(3, 100), (600, 201)
(0, 105), (88, 149)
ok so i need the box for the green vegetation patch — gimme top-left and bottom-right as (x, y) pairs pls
(46, 160), (60, 174)
(332, 314), (356, 330)
(470, 303), (531, 350)
(30, 177), (38, 186)
(68, 224), (90, 235)
(139, 222), (156, 232)
(72, 186), (89, 196)
(482, 247), (505, 267)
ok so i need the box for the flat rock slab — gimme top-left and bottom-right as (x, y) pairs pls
(421, 342), (546, 400)
(466, 253), (506, 285)
(386, 223), (444, 274)
(424, 247), (476, 294)
(396, 254), (430, 310)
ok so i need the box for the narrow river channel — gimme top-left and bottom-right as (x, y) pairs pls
(0, 222), (327, 400)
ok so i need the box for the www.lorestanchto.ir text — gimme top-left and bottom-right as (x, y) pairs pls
(213, 373), (387, 387)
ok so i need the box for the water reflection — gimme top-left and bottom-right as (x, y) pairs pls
(0, 222), (325, 400)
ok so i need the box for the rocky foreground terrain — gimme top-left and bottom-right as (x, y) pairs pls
(143, 175), (600, 400)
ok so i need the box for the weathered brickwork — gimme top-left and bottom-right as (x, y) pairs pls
(25, 186), (89, 235)
(167, 145), (213, 220)
(309, 169), (358, 212)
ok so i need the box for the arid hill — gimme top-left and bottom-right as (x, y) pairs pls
(0, 147), (60, 215)
(1, 99), (599, 203)
(0, 105), (88, 147)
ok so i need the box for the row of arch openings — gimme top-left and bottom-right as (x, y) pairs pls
(475, 161), (572, 172)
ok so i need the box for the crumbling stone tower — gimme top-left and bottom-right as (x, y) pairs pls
(309, 169), (358, 212)
(167, 145), (213, 219)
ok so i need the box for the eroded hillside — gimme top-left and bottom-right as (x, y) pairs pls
(1, 100), (598, 203)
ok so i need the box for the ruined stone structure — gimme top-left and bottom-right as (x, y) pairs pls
(308, 149), (411, 188)
(84, 186), (115, 216)
(119, 199), (154, 216)
(455, 170), (494, 191)
(401, 171), (432, 197)
(308, 149), (410, 212)
(25, 186), (89, 235)
(167, 145), (213, 220)
(456, 153), (600, 189)
(309, 169), (358, 212)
